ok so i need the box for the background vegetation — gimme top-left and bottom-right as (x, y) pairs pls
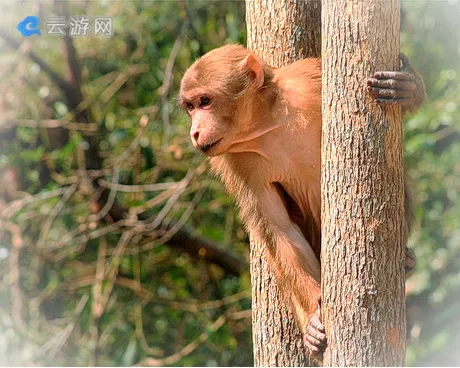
(0, 0), (459, 366)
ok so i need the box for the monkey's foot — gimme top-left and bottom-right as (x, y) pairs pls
(405, 246), (416, 278)
(304, 307), (326, 356)
(367, 54), (419, 111)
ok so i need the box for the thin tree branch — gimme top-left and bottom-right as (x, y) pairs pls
(166, 226), (247, 276)
(0, 30), (72, 95)
(135, 315), (226, 367)
(160, 21), (188, 147)
(0, 119), (98, 132)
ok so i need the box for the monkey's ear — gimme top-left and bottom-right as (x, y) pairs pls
(240, 54), (264, 89)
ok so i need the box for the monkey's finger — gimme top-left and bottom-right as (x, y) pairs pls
(368, 87), (413, 100)
(305, 332), (326, 347)
(374, 98), (408, 106)
(367, 78), (417, 92)
(371, 71), (416, 82)
(304, 339), (321, 354)
(406, 247), (416, 258)
(399, 53), (414, 72)
(306, 323), (326, 342)
(309, 314), (325, 333)
(399, 53), (410, 66)
(305, 333), (326, 348)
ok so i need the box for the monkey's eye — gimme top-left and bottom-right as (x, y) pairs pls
(200, 96), (211, 107)
(185, 102), (194, 112)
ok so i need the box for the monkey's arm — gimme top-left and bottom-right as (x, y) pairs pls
(367, 53), (426, 113)
(253, 185), (325, 354)
(258, 184), (320, 281)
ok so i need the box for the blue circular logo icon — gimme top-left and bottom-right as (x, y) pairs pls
(17, 16), (41, 37)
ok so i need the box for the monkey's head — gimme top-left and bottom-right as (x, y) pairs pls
(179, 44), (274, 156)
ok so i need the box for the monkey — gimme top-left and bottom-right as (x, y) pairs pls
(179, 44), (425, 357)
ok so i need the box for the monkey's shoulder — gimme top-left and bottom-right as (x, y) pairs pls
(274, 58), (322, 112)
(276, 58), (321, 83)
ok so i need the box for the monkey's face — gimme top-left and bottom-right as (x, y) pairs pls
(179, 46), (262, 156)
(179, 88), (239, 156)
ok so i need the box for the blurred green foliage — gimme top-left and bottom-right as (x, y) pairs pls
(0, 0), (459, 366)
(401, 1), (460, 365)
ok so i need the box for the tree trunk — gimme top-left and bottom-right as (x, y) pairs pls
(245, 1), (320, 366)
(321, 0), (406, 366)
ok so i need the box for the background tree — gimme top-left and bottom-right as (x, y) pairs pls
(321, 0), (406, 365)
(246, 0), (320, 365)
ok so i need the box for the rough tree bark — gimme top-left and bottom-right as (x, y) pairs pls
(321, 0), (406, 366)
(245, 0), (321, 366)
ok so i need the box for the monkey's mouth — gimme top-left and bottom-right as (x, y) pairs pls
(199, 138), (222, 153)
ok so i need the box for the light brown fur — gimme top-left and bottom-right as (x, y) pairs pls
(180, 44), (323, 330)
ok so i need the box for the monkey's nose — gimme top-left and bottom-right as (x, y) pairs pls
(191, 131), (200, 141)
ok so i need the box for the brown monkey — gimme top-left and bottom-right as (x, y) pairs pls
(179, 44), (424, 355)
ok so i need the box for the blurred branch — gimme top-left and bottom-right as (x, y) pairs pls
(135, 315), (226, 367)
(39, 294), (89, 361)
(90, 167), (120, 222)
(156, 186), (206, 245)
(180, 0), (206, 56)
(1, 187), (69, 219)
(110, 115), (151, 169)
(51, 219), (247, 276)
(37, 183), (77, 248)
(117, 276), (250, 313)
(98, 231), (133, 312)
(166, 226), (247, 276)
(160, 21), (188, 147)
(92, 234), (107, 316)
(0, 31), (72, 95)
(131, 183), (187, 215)
(46, 220), (129, 250)
(97, 180), (183, 193)
(143, 169), (195, 228)
(133, 252), (164, 357)
(63, 34), (83, 98)
(433, 124), (460, 153)
(227, 309), (251, 321)
(99, 64), (150, 104)
(0, 119), (98, 132)
(2, 222), (28, 336)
